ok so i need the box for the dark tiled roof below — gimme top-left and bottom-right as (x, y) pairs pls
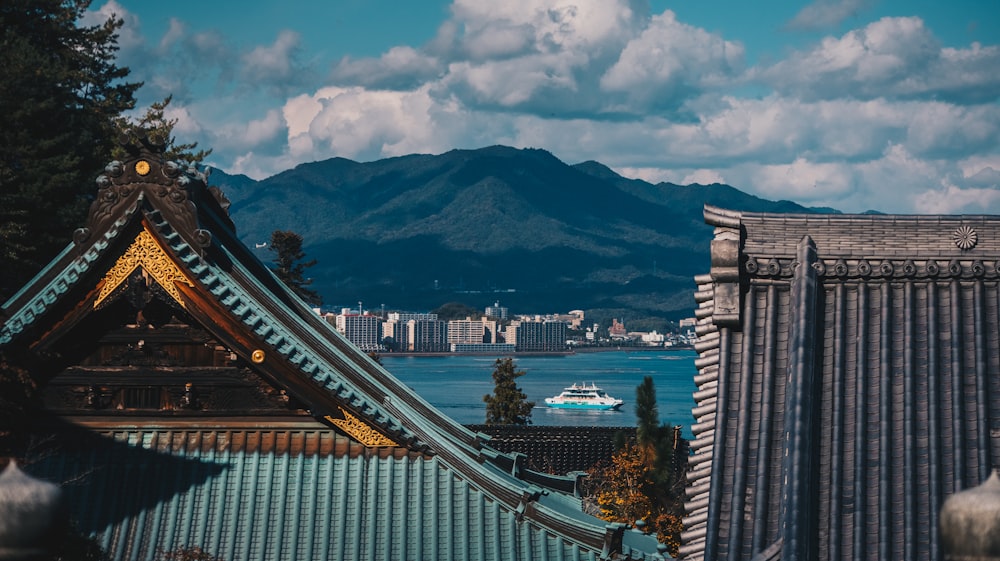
(469, 425), (636, 474)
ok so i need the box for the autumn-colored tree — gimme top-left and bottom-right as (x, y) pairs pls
(268, 230), (322, 306)
(483, 357), (534, 425)
(584, 376), (687, 556)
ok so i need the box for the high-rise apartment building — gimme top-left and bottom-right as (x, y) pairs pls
(506, 320), (567, 352)
(333, 313), (383, 352)
(485, 301), (508, 320)
(406, 319), (448, 352)
(447, 318), (487, 345)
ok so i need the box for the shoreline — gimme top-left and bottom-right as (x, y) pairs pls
(379, 345), (694, 358)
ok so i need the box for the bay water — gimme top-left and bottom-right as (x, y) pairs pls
(381, 349), (697, 438)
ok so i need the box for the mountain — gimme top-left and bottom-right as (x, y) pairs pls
(210, 146), (827, 321)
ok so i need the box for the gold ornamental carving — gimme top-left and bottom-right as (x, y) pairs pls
(251, 349), (266, 363)
(327, 407), (398, 447)
(135, 160), (151, 176)
(95, 227), (194, 308)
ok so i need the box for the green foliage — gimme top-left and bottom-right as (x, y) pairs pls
(584, 377), (688, 555)
(0, 0), (139, 300)
(483, 358), (534, 425)
(635, 376), (660, 448)
(268, 230), (322, 306)
(432, 301), (481, 321)
(114, 95), (212, 165)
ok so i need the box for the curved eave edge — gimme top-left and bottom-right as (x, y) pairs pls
(202, 201), (487, 451)
(210, 240), (586, 495)
(379, 398), (665, 560)
(679, 273), (721, 558)
(1, 201), (143, 346)
(194, 202), (532, 467)
(188, 240), (660, 557)
(170, 241), (421, 449)
(192, 199), (567, 486)
(704, 205), (742, 229)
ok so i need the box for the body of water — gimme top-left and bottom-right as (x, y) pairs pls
(381, 349), (697, 437)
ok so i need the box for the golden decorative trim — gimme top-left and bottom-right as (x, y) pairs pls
(251, 349), (266, 363)
(327, 407), (398, 447)
(135, 160), (151, 175)
(94, 226), (194, 309)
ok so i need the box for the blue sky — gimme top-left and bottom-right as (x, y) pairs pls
(89, 0), (999, 214)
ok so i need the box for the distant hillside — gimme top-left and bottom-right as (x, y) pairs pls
(211, 146), (828, 321)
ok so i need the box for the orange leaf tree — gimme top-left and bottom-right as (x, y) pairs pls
(584, 377), (687, 556)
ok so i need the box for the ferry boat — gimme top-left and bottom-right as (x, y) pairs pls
(544, 383), (624, 410)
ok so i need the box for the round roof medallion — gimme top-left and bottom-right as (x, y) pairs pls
(953, 225), (978, 250)
(134, 160), (151, 176)
(251, 349), (265, 363)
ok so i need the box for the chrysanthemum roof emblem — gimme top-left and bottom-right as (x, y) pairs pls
(953, 225), (978, 250)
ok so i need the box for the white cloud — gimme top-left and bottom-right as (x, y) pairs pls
(450, 0), (643, 55)
(332, 47), (442, 89)
(681, 169), (727, 186)
(913, 185), (1000, 214)
(88, 1), (1000, 215)
(83, 0), (143, 50)
(281, 86), (453, 163)
(761, 17), (1000, 102)
(600, 10), (744, 108)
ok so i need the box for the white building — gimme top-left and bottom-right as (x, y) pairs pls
(485, 301), (508, 320)
(332, 313), (383, 352)
(406, 319), (448, 352)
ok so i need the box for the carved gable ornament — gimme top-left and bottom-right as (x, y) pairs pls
(95, 225), (194, 309)
(73, 135), (231, 257)
(327, 407), (399, 447)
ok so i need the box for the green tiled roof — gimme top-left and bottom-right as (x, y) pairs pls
(26, 424), (658, 561)
(3, 148), (667, 560)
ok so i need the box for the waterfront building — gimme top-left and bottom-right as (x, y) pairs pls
(684, 205), (1000, 561)
(381, 317), (406, 351)
(608, 318), (628, 340)
(0, 141), (662, 561)
(506, 319), (568, 352)
(332, 311), (383, 352)
(447, 317), (487, 345)
(405, 318), (448, 352)
(639, 330), (665, 346)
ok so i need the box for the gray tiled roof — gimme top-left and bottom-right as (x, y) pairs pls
(683, 206), (1000, 561)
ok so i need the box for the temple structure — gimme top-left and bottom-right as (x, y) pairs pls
(683, 206), (1000, 560)
(0, 138), (664, 560)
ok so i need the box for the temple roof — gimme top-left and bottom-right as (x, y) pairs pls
(683, 205), (1000, 560)
(0, 138), (664, 560)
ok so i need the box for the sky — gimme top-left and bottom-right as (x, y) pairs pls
(86, 0), (1000, 214)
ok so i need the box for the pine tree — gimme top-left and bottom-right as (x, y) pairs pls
(0, 0), (139, 299)
(268, 230), (322, 306)
(114, 95), (212, 165)
(483, 357), (534, 425)
(584, 376), (688, 556)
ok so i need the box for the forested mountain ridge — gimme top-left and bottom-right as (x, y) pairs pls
(212, 146), (829, 322)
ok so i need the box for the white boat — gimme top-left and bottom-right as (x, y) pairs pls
(544, 383), (624, 410)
